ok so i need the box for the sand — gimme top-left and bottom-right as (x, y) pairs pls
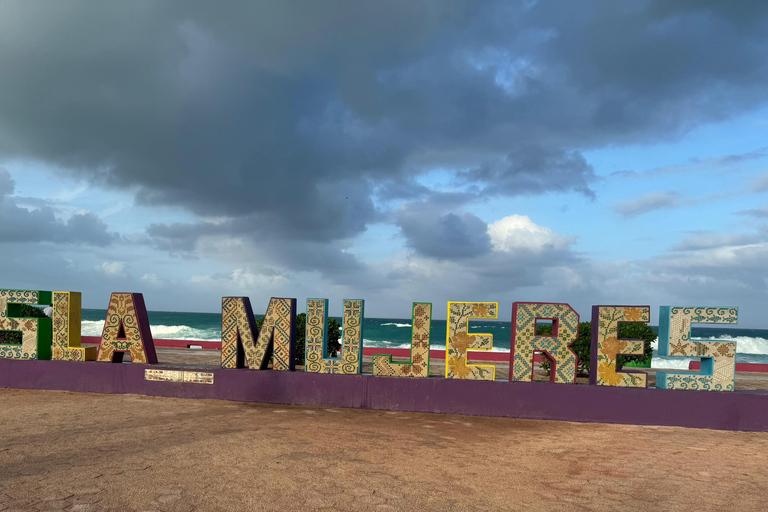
(2, 388), (768, 511)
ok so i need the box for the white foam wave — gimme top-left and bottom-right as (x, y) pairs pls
(362, 339), (413, 349)
(692, 335), (768, 354)
(649, 336), (768, 356)
(380, 323), (412, 328)
(651, 355), (695, 370)
(81, 320), (105, 336)
(80, 320), (221, 341)
(150, 324), (221, 340)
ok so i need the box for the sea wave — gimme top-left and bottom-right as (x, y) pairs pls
(380, 322), (412, 328)
(150, 324), (222, 340)
(81, 320), (105, 336)
(693, 335), (768, 354)
(649, 336), (768, 355)
(650, 355), (694, 370)
(81, 320), (221, 341)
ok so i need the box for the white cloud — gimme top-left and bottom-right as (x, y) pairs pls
(190, 267), (289, 293)
(100, 261), (126, 276)
(141, 273), (161, 286)
(487, 215), (570, 253)
(662, 243), (768, 269)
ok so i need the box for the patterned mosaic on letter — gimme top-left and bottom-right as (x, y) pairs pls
(511, 302), (579, 384)
(221, 297), (256, 369)
(305, 299), (364, 374)
(445, 302), (497, 381)
(589, 306), (650, 388)
(656, 306), (738, 391)
(52, 291), (97, 362)
(96, 293), (157, 364)
(220, 297), (296, 370)
(0, 289), (52, 360)
(373, 303), (431, 378)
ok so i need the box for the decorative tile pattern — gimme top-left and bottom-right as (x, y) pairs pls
(590, 306), (651, 387)
(511, 302), (579, 384)
(305, 299), (364, 374)
(96, 293), (158, 364)
(656, 306), (739, 391)
(0, 289), (52, 360)
(221, 297), (257, 369)
(220, 297), (296, 370)
(445, 302), (497, 381)
(51, 291), (97, 362)
(145, 369), (214, 384)
(373, 303), (431, 378)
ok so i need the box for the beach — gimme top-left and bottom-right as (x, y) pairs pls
(2, 386), (768, 511)
(5, 1), (768, 509)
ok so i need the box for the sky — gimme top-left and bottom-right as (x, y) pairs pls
(1, 1), (768, 326)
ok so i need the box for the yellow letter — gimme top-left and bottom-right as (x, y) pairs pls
(445, 302), (497, 381)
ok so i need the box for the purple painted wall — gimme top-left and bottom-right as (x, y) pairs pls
(2, 358), (768, 432)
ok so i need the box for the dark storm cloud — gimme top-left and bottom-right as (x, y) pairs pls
(397, 207), (491, 260)
(145, 222), (210, 254)
(2, 1), (768, 264)
(458, 146), (597, 198)
(145, 216), (370, 282)
(0, 168), (115, 246)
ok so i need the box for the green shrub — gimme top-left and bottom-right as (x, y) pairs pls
(0, 304), (49, 345)
(537, 321), (655, 377)
(295, 313), (306, 365)
(326, 318), (341, 357)
(255, 313), (340, 366)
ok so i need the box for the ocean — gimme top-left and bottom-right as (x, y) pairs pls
(81, 309), (768, 370)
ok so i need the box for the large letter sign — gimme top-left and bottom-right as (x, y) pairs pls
(305, 299), (364, 374)
(5, 275), (768, 435)
(0, 289), (52, 360)
(52, 291), (97, 362)
(373, 302), (432, 378)
(446, 302), (497, 381)
(656, 306), (738, 391)
(96, 293), (157, 364)
(511, 302), (579, 384)
(590, 305), (651, 388)
(221, 297), (296, 370)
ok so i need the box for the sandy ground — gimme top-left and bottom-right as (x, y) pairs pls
(2, 388), (768, 511)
